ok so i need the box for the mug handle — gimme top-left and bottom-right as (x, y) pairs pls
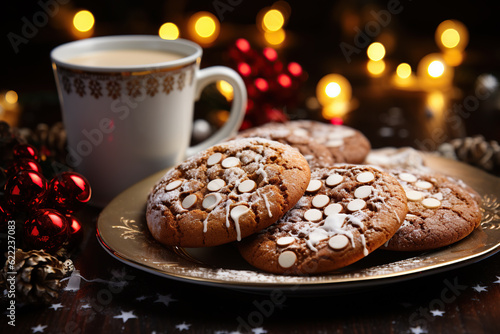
(185, 66), (247, 157)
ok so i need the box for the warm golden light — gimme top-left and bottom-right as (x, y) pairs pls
(435, 20), (468, 52)
(316, 74), (352, 107)
(73, 10), (94, 32)
(325, 82), (341, 98)
(5, 90), (18, 104)
(417, 53), (453, 89)
(443, 49), (464, 67)
(367, 42), (385, 61)
(216, 80), (234, 101)
(392, 63), (417, 88)
(264, 28), (286, 46)
(322, 101), (350, 120)
(441, 28), (460, 48)
(428, 60), (445, 78)
(396, 63), (412, 79)
(367, 59), (386, 76)
(195, 16), (216, 37)
(427, 91), (446, 113)
(159, 22), (179, 40)
(189, 12), (220, 44)
(262, 9), (285, 32)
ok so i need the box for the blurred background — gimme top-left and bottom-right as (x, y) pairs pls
(2, 0), (500, 153)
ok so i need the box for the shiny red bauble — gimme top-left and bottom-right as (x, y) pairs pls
(66, 214), (84, 248)
(0, 201), (13, 232)
(6, 158), (42, 177)
(13, 143), (39, 161)
(48, 172), (91, 213)
(24, 208), (69, 253)
(4, 170), (47, 212)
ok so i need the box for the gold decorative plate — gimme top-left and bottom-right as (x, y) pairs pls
(96, 153), (500, 293)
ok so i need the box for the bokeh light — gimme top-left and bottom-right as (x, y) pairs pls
(263, 47), (278, 61)
(216, 80), (234, 101)
(5, 90), (18, 104)
(237, 63), (252, 77)
(288, 62), (302, 77)
(396, 63), (412, 79)
(367, 59), (386, 77)
(441, 28), (460, 48)
(73, 10), (94, 32)
(189, 12), (220, 44)
(262, 9), (285, 32)
(435, 20), (469, 52)
(159, 22), (179, 40)
(255, 78), (269, 92)
(367, 42), (386, 61)
(235, 38), (251, 53)
(417, 53), (453, 88)
(428, 60), (445, 78)
(278, 74), (292, 88)
(264, 29), (286, 46)
(392, 63), (416, 88)
(195, 16), (216, 37)
(316, 74), (352, 107)
(325, 82), (341, 98)
(322, 101), (350, 120)
(427, 91), (446, 114)
(442, 49), (464, 67)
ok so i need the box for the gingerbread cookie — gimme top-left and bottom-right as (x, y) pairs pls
(383, 169), (482, 251)
(287, 120), (371, 164)
(146, 138), (311, 248)
(233, 122), (336, 168)
(237, 165), (408, 274)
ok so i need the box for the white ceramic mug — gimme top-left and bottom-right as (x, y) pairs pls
(51, 35), (246, 207)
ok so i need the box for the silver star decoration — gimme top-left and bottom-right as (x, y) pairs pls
(31, 324), (47, 333)
(175, 322), (191, 331)
(472, 284), (488, 292)
(430, 309), (445, 316)
(154, 293), (177, 306)
(113, 310), (138, 323)
(81, 304), (92, 309)
(409, 326), (427, 334)
(493, 276), (500, 284)
(136, 295), (148, 301)
(252, 328), (268, 334)
(49, 303), (63, 311)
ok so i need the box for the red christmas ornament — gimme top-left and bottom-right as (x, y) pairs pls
(6, 158), (42, 177)
(0, 201), (13, 232)
(13, 143), (40, 161)
(48, 172), (91, 213)
(66, 214), (84, 248)
(4, 170), (47, 212)
(24, 209), (69, 253)
(227, 38), (306, 128)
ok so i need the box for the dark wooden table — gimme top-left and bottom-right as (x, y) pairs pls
(1, 202), (499, 334)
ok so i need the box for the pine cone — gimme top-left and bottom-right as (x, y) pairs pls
(1, 249), (68, 304)
(439, 135), (500, 174)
